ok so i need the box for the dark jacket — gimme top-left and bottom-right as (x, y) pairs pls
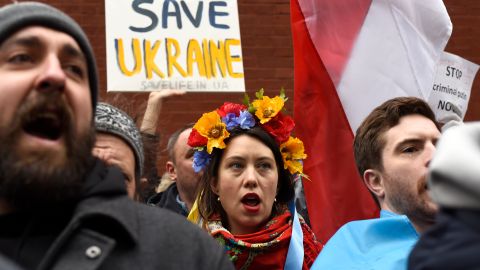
(408, 209), (480, 270)
(409, 124), (480, 270)
(1, 159), (234, 270)
(148, 183), (187, 216)
(0, 254), (23, 270)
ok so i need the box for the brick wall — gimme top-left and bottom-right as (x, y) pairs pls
(1, 0), (478, 174)
(444, 0), (480, 121)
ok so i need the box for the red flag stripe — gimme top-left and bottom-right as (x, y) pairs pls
(291, 0), (378, 243)
(297, 0), (372, 87)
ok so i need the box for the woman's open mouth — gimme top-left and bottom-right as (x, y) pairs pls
(241, 193), (261, 213)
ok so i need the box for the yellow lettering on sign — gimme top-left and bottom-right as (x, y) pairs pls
(209, 40), (227, 78)
(166, 38), (187, 77)
(116, 38), (142, 76)
(225, 39), (243, 78)
(114, 38), (244, 80)
(186, 39), (206, 77)
(144, 40), (165, 79)
(202, 39), (212, 78)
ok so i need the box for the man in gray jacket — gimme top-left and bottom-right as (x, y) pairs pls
(0, 2), (233, 270)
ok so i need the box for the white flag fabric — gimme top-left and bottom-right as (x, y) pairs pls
(292, 0), (452, 243)
(338, 0), (452, 132)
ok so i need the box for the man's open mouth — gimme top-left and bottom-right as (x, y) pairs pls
(22, 110), (65, 140)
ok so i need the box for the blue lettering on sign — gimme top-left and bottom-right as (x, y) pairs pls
(209, 1), (230, 29)
(181, 1), (204, 28)
(129, 0), (230, 32)
(162, 0), (182, 29)
(129, 0), (158, 32)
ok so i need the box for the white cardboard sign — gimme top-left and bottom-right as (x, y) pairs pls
(428, 52), (479, 120)
(105, 0), (245, 92)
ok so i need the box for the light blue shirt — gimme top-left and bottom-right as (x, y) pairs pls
(311, 210), (418, 270)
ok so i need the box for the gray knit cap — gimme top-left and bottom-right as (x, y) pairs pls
(0, 2), (98, 108)
(95, 103), (144, 178)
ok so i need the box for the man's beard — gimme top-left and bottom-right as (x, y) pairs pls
(0, 92), (95, 210)
(387, 174), (438, 226)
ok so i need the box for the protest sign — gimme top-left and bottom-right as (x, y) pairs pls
(428, 52), (479, 120)
(105, 0), (245, 92)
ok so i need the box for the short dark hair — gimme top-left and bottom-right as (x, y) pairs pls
(198, 126), (295, 228)
(353, 97), (440, 204)
(166, 123), (194, 163)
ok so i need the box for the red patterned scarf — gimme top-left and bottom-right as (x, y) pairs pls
(206, 210), (322, 269)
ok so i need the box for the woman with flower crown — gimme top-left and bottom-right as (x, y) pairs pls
(187, 90), (322, 269)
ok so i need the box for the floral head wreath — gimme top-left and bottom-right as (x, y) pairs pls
(188, 89), (308, 177)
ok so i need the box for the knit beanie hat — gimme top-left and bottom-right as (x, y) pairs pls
(95, 103), (144, 179)
(0, 2), (98, 109)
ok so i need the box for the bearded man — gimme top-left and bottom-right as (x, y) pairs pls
(0, 2), (233, 270)
(312, 97), (441, 270)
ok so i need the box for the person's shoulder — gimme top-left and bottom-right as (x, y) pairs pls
(135, 202), (198, 231)
(132, 203), (235, 269)
(311, 229), (366, 270)
(313, 215), (416, 270)
(133, 203), (219, 247)
(312, 218), (389, 270)
(337, 214), (416, 241)
(145, 190), (164, 205)
(336, 216), (381, 233)
(146, 183), (176, 204)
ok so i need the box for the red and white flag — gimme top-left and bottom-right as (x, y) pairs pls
(291, 0), (452, 243)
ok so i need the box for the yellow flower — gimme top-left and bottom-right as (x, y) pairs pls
(193, 111), (230, 153)
(252, 95), (284, 124)
(280, 137), (307, 174)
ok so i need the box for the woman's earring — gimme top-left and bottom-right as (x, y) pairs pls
(217, 197), (220, 202)
(274, 198), (277, 202)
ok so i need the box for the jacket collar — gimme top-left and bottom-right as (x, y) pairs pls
(70, 159), (139, 245)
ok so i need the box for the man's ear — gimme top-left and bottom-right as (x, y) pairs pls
(165, 161), (177, 182)
(363, 169), (385, 200)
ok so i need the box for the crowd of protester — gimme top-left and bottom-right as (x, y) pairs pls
(0, 1), (478, 270)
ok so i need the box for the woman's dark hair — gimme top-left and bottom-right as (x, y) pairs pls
(198, 126), (295, 229)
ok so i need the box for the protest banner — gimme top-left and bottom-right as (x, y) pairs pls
(428, 52), (479, 121)
(105, 0), (245, 92)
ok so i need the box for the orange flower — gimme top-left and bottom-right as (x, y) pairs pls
(252, 95), (284, 124)
(193, 111), (230, 153)
(280, 137), (307, 175)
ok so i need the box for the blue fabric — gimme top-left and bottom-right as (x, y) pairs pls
(311, 210), (418, 270)
(284, 200), (304, 270)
